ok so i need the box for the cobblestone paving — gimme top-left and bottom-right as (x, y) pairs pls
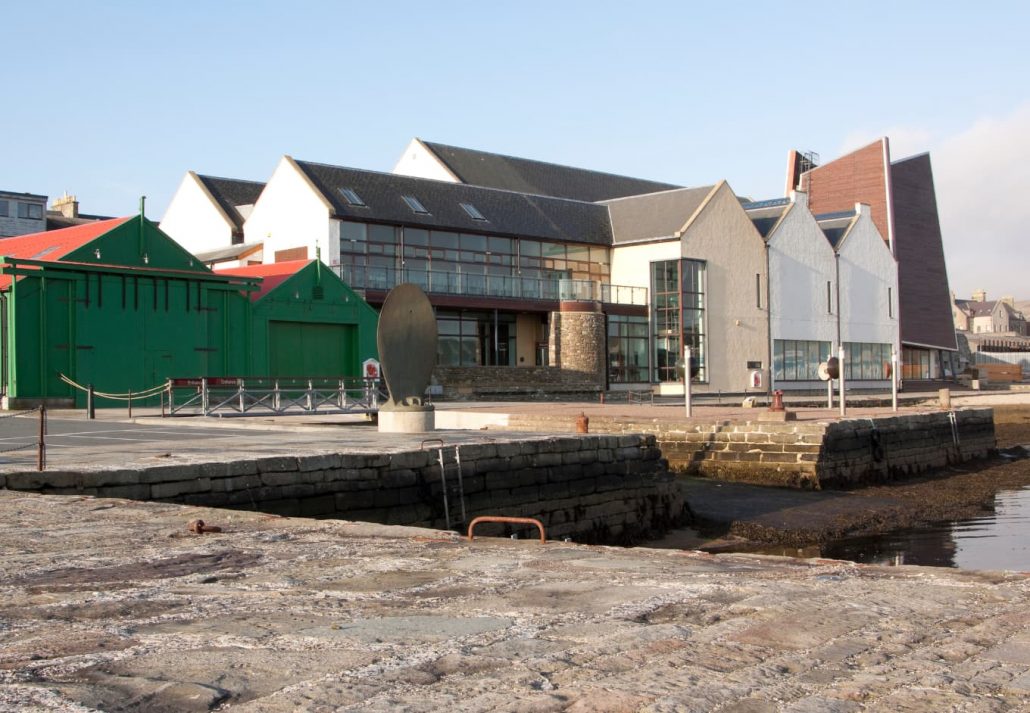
(1, 491), (1028, 712)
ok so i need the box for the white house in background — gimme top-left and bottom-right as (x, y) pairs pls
(160, 172), (265, 267)
(605, 181), (770, 394)
(749, 192), (838, 390)
(242, 157), (337, 265)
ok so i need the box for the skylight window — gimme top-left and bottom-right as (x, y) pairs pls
(338, 187), (367, 207)
(401, 195), (430, 215)
(460, 202), (488, 221)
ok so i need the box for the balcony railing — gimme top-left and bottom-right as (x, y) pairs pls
(332, 265), (647, 306)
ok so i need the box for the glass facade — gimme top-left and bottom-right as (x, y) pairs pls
(844, 342), (892, 380)
(651, 259), (706, 383)
(337, 220), (611, 298)
(902, 346), (931, 380)
(436, 310), (516, 367)
(774, 340), (832, 381)
(608, 315), (649, 383)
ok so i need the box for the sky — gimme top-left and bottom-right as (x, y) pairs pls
(2, 1), (1028, 299)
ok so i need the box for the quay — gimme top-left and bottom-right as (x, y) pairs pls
(1, 489), (1029, 711)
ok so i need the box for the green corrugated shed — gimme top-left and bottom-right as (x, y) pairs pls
(0, 216), (378, 408)
(216, 259), (379, 378)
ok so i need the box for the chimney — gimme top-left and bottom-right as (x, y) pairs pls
(789, 189), (809, 207)
(51, 193), (79, 219)
(972, 289), (987, 303)
(855, 202), (872, 218)
(1001, 295), (1015, 306)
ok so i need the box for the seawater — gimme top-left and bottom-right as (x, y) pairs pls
(822, 485), (1030, 571)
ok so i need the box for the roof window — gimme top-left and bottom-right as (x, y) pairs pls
(401, 195), (430, 215)
(460, 202), (488, 221)
(338, 187), (367, 207)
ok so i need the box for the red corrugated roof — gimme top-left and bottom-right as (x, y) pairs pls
(216, 259), (311, 301)
(0, 216), (132, 290)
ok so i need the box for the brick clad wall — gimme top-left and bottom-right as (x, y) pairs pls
(496, 409), (996, 489)
(803, 139), (891, 247)
(0, 435), (685, 546)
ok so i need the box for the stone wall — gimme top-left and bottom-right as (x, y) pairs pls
(432, 366), (600, 401)
(494, 409), (996, 489)
(0, 434), (685, 545)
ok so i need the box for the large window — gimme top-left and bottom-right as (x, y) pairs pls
(436, 310), (515, 367)
(844, 342), (892, 380)
(608, 315), (649, 383)
(902, 347), (931, 380)
(651, 259), (706, 382)
(17, 202), (42, 220)
(774, 340), (831, 381)
(337, 221), (610, 295)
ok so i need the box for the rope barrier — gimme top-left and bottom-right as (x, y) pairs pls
(57, 373), (167, 401)
(0, 407), (43, 420)
(0, 441), (41, 455)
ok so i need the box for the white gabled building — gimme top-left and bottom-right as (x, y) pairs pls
(833, 203), (900, 386)
(160, 172), (265, 267)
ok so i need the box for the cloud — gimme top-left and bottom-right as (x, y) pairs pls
(839, 104), (1030, 300)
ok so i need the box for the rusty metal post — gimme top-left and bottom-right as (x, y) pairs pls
(576, 412), (589, 433)
(87, 384), (95, 420)
(467, 516), (546, 543)
(37, 405), (46, 471)
(128, 389), (133, 419)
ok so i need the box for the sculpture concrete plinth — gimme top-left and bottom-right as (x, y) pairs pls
(378, 406), (435, 433)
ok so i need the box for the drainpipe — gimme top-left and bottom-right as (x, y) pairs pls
(764, 241), (773, 395)
(834, 252), (842, 347)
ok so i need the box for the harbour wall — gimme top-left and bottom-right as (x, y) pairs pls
(0, 434), (685, 545)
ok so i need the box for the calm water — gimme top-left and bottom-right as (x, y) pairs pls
(820, 486), (1030, 571)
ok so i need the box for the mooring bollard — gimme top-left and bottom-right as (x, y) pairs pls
(939, 388), (951, 409)
(576, 412), (589, 433)
(87, 384), (96, 420)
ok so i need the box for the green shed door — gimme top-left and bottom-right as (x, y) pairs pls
(268, 321), (356, 377)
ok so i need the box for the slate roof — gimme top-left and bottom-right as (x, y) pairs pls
(420, 140), (682, 202)
(0, 217), (132, 289)
(217, 259), (310, 301)
(46, 212), (114, 231)
(600, 186), (716, 244)
(196, 175), (266, 233)
(294, 160), (613, 246)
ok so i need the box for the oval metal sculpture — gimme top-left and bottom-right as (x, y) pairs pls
(377, 283), (437, 409)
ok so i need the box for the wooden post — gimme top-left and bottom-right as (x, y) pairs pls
(37, 405), (46, 471)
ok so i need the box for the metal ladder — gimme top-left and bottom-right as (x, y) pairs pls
(421, 439), (466, 530)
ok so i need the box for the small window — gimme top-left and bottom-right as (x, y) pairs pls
(460, 202), (488, 221)
(888, 287), (893, 318)
(827, 281), (832, 313)
(338, 188), (366, 207)
(18, 202), (43, 220)
(401, 195), (430, 214)
(0, 200), (8, 217)
(755, 273), (761, 309)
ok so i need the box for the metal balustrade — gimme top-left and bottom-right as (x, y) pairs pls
(332, 265), (646, 306)
(167, 376), (383, 418)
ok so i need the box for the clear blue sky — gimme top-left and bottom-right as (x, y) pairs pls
(3, 1), (1028, 297)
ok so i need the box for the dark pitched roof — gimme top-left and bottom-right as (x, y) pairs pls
(294, 160), (613, 246)
(601, 186), (715, 244)
(420, 140), (682, 202)
(196, 175), (265, 233)
(46, 212), (114, 231)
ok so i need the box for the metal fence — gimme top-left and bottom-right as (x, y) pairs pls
(974, 351), (1030, 377)
(167, 376), (384, 418)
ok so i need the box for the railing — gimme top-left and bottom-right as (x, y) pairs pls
(332, 265), (646, 306)
(167, 376), (383, 418)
